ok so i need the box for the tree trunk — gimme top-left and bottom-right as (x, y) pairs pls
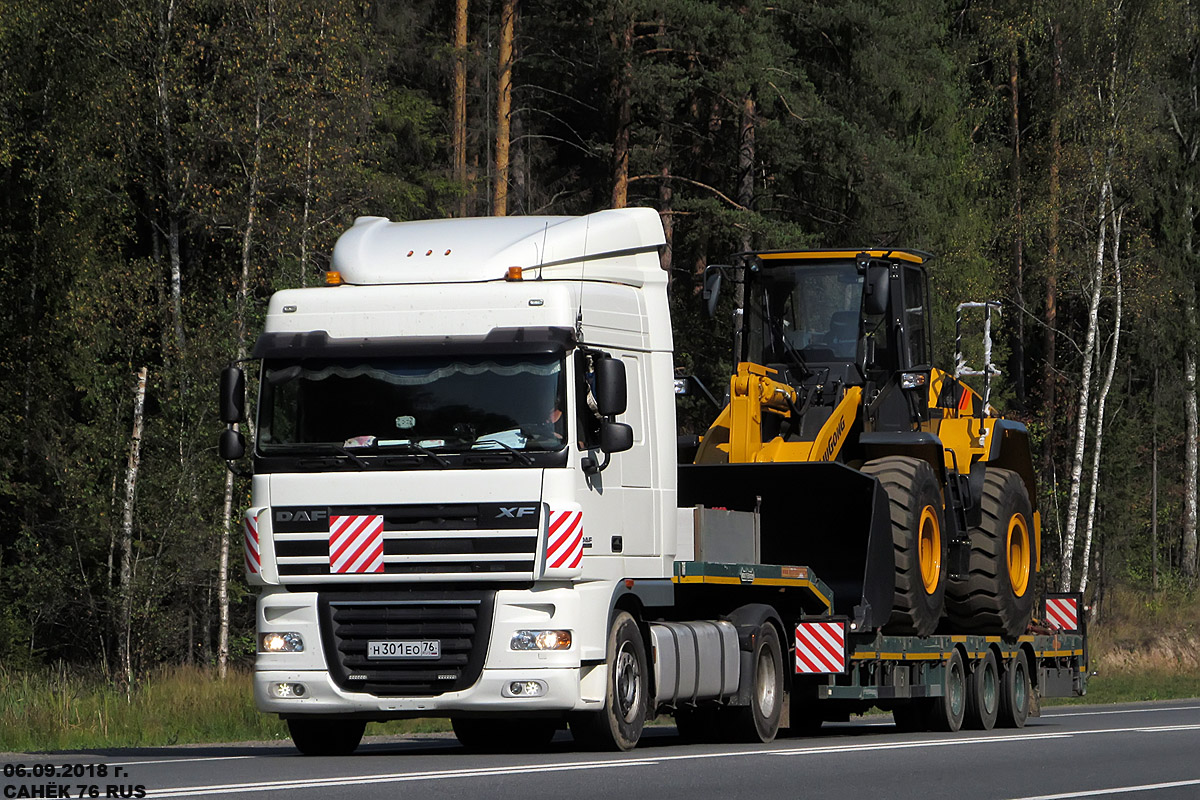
(492, 0), (515, 216)
(610, 10), (632, 209)
(1042, 20), (1062, 475)
(453, 0), (468, 216)
(1009, 42), (1026, 403)
(1079, 202), (1122, 596)
(1061, 164), (1111, 591)
(119, 366), (149, 693)
(732, 95), (755, 360)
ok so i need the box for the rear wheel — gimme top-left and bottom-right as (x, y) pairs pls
(945, 468), (1036, 636)
(998, 651), (1032, 729)
(861, 457), (948, 636)
(964, 650), (1000, 731)
(287, 718), (365, 756)
(725, 623), (784, 743)
(452, 717), (558, 752)
(926, 649), (966, 732)
(569, 611), (648, 751)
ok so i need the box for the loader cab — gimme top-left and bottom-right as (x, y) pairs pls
(741, 249), (934, 433)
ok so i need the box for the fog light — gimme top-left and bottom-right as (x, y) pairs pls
(269, 682), (308, 698)
(510, 630), (572, 651)
(260, 632), (304, 653)
(502, 680), (547, 698)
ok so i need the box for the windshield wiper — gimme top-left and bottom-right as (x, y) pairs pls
(305, 443), (371, 469)
(472, 438), (533, 465)
(374, 441), (451, 467)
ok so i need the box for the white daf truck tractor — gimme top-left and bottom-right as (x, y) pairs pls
(218, 208), (1087, 755)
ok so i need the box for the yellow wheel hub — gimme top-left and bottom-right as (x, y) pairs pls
(1007, 513), (1031, 597)
(918, 505), (941, 595)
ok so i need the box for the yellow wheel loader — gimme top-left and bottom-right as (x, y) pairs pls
(682, 250), (1039, 637)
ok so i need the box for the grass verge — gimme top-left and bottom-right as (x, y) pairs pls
(0, 665), (448, 753)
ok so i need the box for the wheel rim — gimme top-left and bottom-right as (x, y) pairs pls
(614, 641), (642, 724)
(919, 505), (942, 594)
(756, 646), (778, 717)
(983, 659), (998, 715)
(948, 658), (965, 718)
(1007, 513), (1031, 597)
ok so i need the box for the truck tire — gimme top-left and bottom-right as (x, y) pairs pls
(997, 650), (1031, 728)
(861, 457), (948, 637)
(451, 717), (558, 752)
(569, 611), (648, 751)
(945, 468), (1036, 637)
(964, 650), (1000, 730)
(925, 649), (966, 732)
(286, 718), (365, 756)
(725, 622), (784, 743)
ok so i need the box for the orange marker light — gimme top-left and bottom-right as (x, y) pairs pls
(505, 266), (524, 281)
(325, 271), (344, 285)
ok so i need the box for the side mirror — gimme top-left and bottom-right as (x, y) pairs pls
(600, 421), (633, 454)
(219, 428), (246, 460)
(702, 266), (725, 319)
(864, 265), (890, 316)
(220, 366), (246, 424)
(594, 356), (627, 416)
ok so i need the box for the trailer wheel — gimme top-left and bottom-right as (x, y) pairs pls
(945, 468), (1036, 637)
(452, 717), (559, 752)
(964, 650), (1000, 730)
(925, 649), (966, 732)
(286, 718), (365, 756)
(726, 622), (784, 743)
(569, 611), (647, 751)
(861, 457), (948, 636)
(998, 651), (1031, 728)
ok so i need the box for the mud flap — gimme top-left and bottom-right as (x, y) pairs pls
(678, 462), (894, 630)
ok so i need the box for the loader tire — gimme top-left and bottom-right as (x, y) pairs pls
(861, 456), (948, 637)
(945, 468), (1036, 637)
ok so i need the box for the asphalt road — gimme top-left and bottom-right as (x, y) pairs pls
(4, 700), (1199, 800)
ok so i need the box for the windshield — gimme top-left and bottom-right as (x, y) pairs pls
(257, 353), (567, 454)
(749, 262), (864, 364)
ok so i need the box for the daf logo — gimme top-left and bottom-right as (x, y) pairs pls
(275, 509), (328, 523)
(497, 506), (537, 519)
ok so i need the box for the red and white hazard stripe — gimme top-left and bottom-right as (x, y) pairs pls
(545, 510), (583, 570)
(329, 514), (384, 574)
(243, 511), (260, 575)
(1044, 597), (1080, 631)
(794, 621), (846, 674)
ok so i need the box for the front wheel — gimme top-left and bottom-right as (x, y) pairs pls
(569, 611), (648, 751)
(725, 622), (784, 743)
(287, 718), (365, 756)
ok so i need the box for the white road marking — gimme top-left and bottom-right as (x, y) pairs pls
(141, 720), (1200, 797)
(1041, 704), (1200, 718)
(1009, 778), (1200, 799)
(147, 759), (660, 797)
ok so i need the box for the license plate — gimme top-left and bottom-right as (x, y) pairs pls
(367, 640), (440, 659)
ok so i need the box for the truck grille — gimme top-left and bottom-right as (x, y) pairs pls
(273, 503), (540, 581)
(318, 591), (495, 697)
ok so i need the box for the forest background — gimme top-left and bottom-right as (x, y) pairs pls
(1, 0), (1198, 694)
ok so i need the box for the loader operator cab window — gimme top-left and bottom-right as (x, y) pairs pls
(749, 261), (864, 375)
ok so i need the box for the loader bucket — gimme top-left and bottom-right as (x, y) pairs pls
(678, 462), (894, 631)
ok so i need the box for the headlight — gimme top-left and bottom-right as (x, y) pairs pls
(510, 630), (572, 651)
(260, 632), (304, 653)
(900, 372), (928, 390)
